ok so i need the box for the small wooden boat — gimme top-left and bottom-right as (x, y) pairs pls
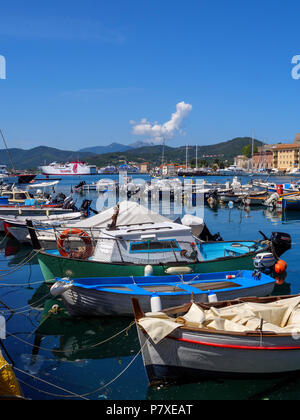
(133, 294), (300, 383)
(50, 270), (276, 317)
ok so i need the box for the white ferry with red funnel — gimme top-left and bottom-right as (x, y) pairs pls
(39, 161), (97, 176)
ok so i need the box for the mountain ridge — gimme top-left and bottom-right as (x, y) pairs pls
(0, 137), (264, 170)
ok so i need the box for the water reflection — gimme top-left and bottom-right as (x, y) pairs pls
(31, 295), (139, 362)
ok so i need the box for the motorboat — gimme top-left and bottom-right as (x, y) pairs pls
(1, 211), (83, 243)
(26, 202), (292, 283)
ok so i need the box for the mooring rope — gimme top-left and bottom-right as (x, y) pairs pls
(11, 323), (145, 400)
(0, 250), (41, 277)
(0, 250), (41, 278)
(0, 293), (51, 315)
(15, 333), (147, 400)
(5, 321), (136, 354)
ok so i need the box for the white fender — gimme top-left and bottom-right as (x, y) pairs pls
(165, 266), (193, 275)
(144, 265), (154, 277)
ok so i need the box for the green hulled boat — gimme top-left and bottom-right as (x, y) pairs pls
(28, 202), (291, 283)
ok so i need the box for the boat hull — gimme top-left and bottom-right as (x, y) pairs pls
(138, 327), (300, 382)
(38, 244), (267, 283)
(58, 280), (275, 317)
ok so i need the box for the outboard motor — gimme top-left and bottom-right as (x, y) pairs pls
(50, 192), (66, 205)
(199, 225), (223, 242)
(270, 232), (292, 258)
(181, 214), (223, 242)
(62, 196), (78, 211)
(80, 199), (98, 217)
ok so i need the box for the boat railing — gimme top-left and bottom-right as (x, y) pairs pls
(33, 224), (200, 263)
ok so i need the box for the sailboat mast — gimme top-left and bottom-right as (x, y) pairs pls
(186, 144), (188, 170)
(196, 145), (198, 170)
(251, 130), (254, 173)
(0, 129), (15, 173)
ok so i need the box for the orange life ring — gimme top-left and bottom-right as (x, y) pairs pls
(57, 228), (93, 260)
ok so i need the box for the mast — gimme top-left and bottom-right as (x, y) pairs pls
(0, 129), (15, 173)
(251, 129), (254, 173)
(161, 137), (166, 177)
(195, 145), (198, 170)
(186, 144), (188, 170)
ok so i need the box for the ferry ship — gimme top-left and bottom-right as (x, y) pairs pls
(39, 161), (97, 176)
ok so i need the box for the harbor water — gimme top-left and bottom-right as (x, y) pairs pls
(1, 173), (300, 400)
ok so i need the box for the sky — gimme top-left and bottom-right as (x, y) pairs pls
(1, 0), (300, 150)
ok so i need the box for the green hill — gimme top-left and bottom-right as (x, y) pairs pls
(0, 137), (264, 170)
(0, 146), (93, 171)
(86, 137), (264, 167)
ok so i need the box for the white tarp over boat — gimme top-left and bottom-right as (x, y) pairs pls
(70, 201), (171, 229)
(138, 296), (300, 343)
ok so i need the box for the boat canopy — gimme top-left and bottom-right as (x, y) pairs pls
(72, 201), (171, 229)
(138, 295), (300, 344)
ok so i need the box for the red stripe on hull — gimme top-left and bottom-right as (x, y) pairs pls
(169, 336), (300, 351)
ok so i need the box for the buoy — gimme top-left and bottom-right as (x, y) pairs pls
(150, 294), (162, 312)
(226, 275), (236, 280)
(228, 201), (234, 208)
(274, 259), (287, 274)
(208, 292), (218, 303)
(144, 265), (153, 277)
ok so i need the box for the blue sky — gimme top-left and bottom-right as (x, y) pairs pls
(0, 0), (300, 150)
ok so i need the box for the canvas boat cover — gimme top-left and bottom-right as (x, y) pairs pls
(70, 201), (171, 229)
(137, 296), (300, 344)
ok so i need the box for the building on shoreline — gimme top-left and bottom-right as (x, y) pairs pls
(233, 134), (300, 173)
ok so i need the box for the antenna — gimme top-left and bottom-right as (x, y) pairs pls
(0, 129), (15, 173)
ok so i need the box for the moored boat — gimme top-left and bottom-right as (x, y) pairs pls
(29, 201), (291, 283)
(133, 294), (300, 383)
(1, 211), (83, 243)
(50, 270), (276, 317)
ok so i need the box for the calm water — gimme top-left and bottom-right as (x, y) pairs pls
(1, 173), (300, 401)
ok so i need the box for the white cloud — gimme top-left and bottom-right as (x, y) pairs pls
(130, 102), (192, 144)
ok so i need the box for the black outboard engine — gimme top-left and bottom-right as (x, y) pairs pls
(50, 192), (66, 205)
(75, 181), (86, 189)
(80, 199), (98, 217)
(198, 224), (223, 242)
(270, 232), (292, 258)
(62, 196), (78, 212)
